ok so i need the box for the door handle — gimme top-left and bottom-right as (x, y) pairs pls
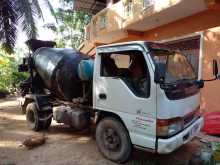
(99, 93), (107, 100)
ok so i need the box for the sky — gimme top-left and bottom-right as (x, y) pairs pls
(16, 0), (60, 48)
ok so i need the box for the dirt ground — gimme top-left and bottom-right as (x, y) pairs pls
(0, 96), (204, 165)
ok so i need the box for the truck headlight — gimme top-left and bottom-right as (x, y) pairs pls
(157, 118), (183, 137)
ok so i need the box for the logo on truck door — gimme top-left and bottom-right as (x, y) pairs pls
(131, 116), (154, 131)
(136, 109), (153, 118)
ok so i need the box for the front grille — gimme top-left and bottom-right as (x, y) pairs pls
(184, 114), (195, 126)
(183, 107), (200, 128)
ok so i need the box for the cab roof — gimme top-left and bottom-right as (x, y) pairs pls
(97, 41), (151, 49)
(96, 41), (163, 54)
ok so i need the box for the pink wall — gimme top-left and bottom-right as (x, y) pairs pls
(201, 27), (220, 112)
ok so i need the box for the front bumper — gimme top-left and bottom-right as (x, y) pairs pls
(157, 117), (204, 154)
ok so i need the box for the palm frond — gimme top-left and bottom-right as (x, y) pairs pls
(0, 0), (18, 54)
(31, 0), (44, 20)
(43, 23), (57, 32)
(42, 0), (57, 22)
(17, 0), (38, 39)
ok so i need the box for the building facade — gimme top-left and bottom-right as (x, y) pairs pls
(76, 0), (220, 113)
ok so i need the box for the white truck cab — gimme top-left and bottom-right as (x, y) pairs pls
(93, 41), (204, 162)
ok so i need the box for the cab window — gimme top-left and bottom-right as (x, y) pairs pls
(101, 50), (150, 98)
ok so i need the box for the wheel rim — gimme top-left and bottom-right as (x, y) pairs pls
(103, 128), (121, 151)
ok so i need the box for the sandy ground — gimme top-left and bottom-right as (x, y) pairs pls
(0, 96), (204, 165)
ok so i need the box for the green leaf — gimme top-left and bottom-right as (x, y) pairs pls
(0, 0), (18, 54)
(17, 0), (38, 39)
(32, 0), (45, 20)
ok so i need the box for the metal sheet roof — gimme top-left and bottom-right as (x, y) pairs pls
(73, 0), (106, 14)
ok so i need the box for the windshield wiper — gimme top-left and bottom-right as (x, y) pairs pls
(160, 78), (196, 90)
(164, 78), (196, 84)
(174, 78), (195, 84)
(160, 83), (178, 90)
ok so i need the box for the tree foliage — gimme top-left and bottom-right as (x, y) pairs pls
(45, 0), (92, 48)
(0, 0), (55, 53)
(0, 0), (18, 54)
(0, 50), (28, 93)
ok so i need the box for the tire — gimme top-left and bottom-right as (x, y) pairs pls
(26, 103), (52, 131)
(95, 117), (132, 163)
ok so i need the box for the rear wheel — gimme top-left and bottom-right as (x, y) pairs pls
(26, 102), (52, 131)
(95, 117), (132, 163)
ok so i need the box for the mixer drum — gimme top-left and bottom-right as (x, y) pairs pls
(33, 48), (93, 100)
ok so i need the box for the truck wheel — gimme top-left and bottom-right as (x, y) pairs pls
(95, 117), (132, 163)
(26, 102), (41, 131)
(26, 103), (52, 131)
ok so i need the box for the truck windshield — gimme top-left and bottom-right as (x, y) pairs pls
(149, 45), (196, 84)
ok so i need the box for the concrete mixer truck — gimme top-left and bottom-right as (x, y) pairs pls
(18, 39), (219, 163)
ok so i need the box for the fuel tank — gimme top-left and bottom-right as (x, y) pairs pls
(33, 48), (94, 100)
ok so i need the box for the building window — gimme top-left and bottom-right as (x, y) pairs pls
(99, 13), (107, 30)
(124, 0), (133, 17)
(143, 0), (155, 9)
(92, 18), (97, 37)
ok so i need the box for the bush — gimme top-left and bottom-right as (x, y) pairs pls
(0, 52), (28, 94)
(0, 88), (9, 98)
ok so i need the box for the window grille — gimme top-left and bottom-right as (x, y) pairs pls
(143, 0), (155, 9)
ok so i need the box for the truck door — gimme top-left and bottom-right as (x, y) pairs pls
(93, 45), (157, 149)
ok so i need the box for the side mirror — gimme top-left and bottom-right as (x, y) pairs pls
(154, 63), (165, 84)
(213, 59), (219, 78)
(196, 80), (204, 88)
